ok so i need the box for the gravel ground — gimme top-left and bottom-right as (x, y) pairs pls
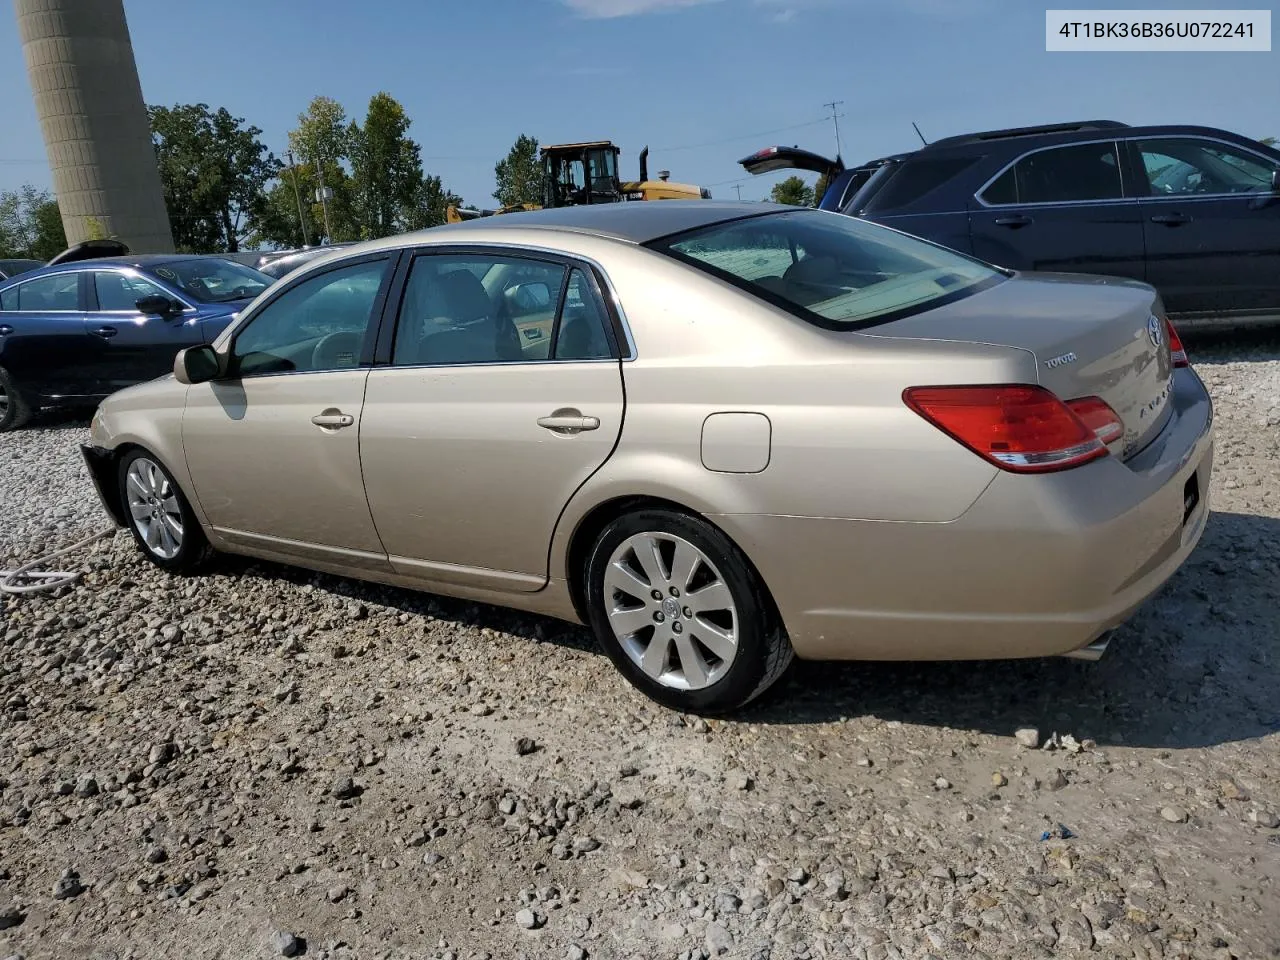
(1, 330), (1277, 960)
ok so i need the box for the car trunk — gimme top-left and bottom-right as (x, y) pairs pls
(867, 273), (1175, 461)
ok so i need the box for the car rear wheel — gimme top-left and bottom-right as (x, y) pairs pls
(117, 449), (212, 573)
(0, 366), (32, 433)
(584, 509), (793, 714)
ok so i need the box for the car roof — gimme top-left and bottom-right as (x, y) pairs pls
(380, 200), (797, 248)
(0, 255), (236, 285)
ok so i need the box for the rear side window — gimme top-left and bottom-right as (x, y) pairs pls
(650, 210), (1002, 331)
(15, 272), (79, 311)
(981, 142), (1124, 205)
(860, 157), (978, 213)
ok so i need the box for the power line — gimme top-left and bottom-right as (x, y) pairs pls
(652, 116), (838, 154)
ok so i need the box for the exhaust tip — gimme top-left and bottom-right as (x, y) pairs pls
(1059, 633), (1112, 662)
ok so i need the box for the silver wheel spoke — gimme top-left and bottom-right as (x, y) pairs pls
(674, 634), (709, 688)
(632, 535), (667, 589)
(668, 540), (700, 593)
(127, 458), (184, 560)
(691, 618), (736, 661)
(608, 605), (653, 637)
(641, 631), (672, 677)
(128, 500), (150, 521)
(605, 561), (651, 602)
(687, 581), (732, 615)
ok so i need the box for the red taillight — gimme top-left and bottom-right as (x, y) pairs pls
(903, 384), (1109, 474)
(1065, 395), (1124, 446)
(1165, 318), (1188, 368)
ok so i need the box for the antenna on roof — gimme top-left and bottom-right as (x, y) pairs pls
(912, 122), (929, 146)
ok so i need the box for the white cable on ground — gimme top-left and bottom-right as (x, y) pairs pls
(0, 528), (117, 597)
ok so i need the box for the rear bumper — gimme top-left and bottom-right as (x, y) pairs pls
(718, 367), (1214, 661)
(80, 444), (126, 529)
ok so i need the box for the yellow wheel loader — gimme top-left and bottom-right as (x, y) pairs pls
(447, 142), (709, 224)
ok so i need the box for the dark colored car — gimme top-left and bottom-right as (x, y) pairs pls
(0, 259), (44, 282)
(0, 254), (272, 431)
(741, 120), (1280, 327)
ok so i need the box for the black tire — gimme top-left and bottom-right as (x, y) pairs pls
(0, 366), (33, 433)
(117, 448), (213, 573)
(583, 508), (794, 715)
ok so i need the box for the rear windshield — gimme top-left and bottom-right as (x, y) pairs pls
(649, 210), (1003, 330)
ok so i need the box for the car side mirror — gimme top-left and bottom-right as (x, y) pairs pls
(174, 344), (222, 385)
(136, 293), (181, 316)
(1272, 168), (1280, 193)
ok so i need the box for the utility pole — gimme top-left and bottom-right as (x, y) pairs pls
(824, 100), (844, 160)
(733, 184), (744, 201)
(286, 150), (310, 247)
(313, 153), (333, 243)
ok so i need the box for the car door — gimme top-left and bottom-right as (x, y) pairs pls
(1128, 136), (1280, 319)
(181, 252), (398, 570)
(359, 249), (626, 593)
(84, 269), (206, 393)
(0, 270), (94, 401)
(968, 140), (1146, 281)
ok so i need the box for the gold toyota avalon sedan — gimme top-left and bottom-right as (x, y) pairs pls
(81, 201), (1213, 713)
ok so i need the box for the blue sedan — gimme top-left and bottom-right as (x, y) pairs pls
(0, 255), (272, 431)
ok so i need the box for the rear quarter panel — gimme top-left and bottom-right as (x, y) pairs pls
(546, 242), (1038, 579)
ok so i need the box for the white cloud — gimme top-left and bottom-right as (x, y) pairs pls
(560, 0), (721, 18)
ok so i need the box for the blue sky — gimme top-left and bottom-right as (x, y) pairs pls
(1, 0), (1275, 216)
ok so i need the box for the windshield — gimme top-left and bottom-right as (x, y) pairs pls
(147, 258), (272, 304)
(650, 210), (1003, 330)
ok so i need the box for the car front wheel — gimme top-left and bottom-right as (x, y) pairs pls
(117, 449), (212, 573)
(584, 509), (794, 714)
(0, 366), (32, 433)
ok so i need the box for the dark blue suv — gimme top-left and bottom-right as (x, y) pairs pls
(0, 254), (271, 431)
(742, 120), (1280, 328)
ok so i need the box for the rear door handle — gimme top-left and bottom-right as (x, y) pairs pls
(993, 215), (1033, 228)
(90, 326), (118, 339)
(537, 412), (601, 434)
(311, 411), (355, 429)
(1150, 212), (1192, 225)
(0, 324), (12, 336)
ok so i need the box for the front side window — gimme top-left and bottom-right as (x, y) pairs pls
(650, 210), (1002, 330)
(982, 142), (1124, 205)
(232, 258), (389, 377)
(94, 272), (168, 311)
(14, 272), (79, 311)
(1138, 138), (1277, 196)
(0, 286), (17, 311)
(150, 258), (271, 304)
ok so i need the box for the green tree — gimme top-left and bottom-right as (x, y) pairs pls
(285, 97), (359, 243)
(349, 92), (428, 239)
(0, 185), (67, 260)
(404, 174), (463, 231)
(813, 172), (831, 206)
(494, 134), (545, 207)
(149, 103), (278, 252)
(770, 175), (815, 207)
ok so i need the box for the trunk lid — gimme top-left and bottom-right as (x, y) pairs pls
(739, 145), (844, 179)
(869, 272), (1175, 460)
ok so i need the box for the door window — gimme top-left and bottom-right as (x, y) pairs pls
(555, 268), (615, 360)
(14, 272), (79, 311)
(231, 258), (389, 377)
(94, 272), (168, 311)
(1137, 138), (1277, 196)
(0, 287), (16, 311)
(392, 255), (566, 365)
(981, 142), (1124, 205)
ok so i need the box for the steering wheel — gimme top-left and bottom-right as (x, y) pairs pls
(310, 331), (364, 371)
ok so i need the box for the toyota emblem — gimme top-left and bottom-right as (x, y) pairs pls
(1147, 314), (1164, 348)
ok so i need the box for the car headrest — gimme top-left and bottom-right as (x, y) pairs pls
(439, 269), (492, 323)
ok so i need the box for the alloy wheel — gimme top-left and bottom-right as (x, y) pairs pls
(125, 457), (184, 560)
(602, 532), (739, 691)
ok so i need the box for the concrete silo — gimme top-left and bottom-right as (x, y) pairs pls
(15, 0), (174, 253)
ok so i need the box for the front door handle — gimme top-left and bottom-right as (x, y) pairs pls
(993, 215), (1033, 228)
(1150, 212), (1192, 225)
(90, 326), (118, 339)
(0, 324), (12, 336)
(537, 411), (601, 434)
(311, 410), (355, 429)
